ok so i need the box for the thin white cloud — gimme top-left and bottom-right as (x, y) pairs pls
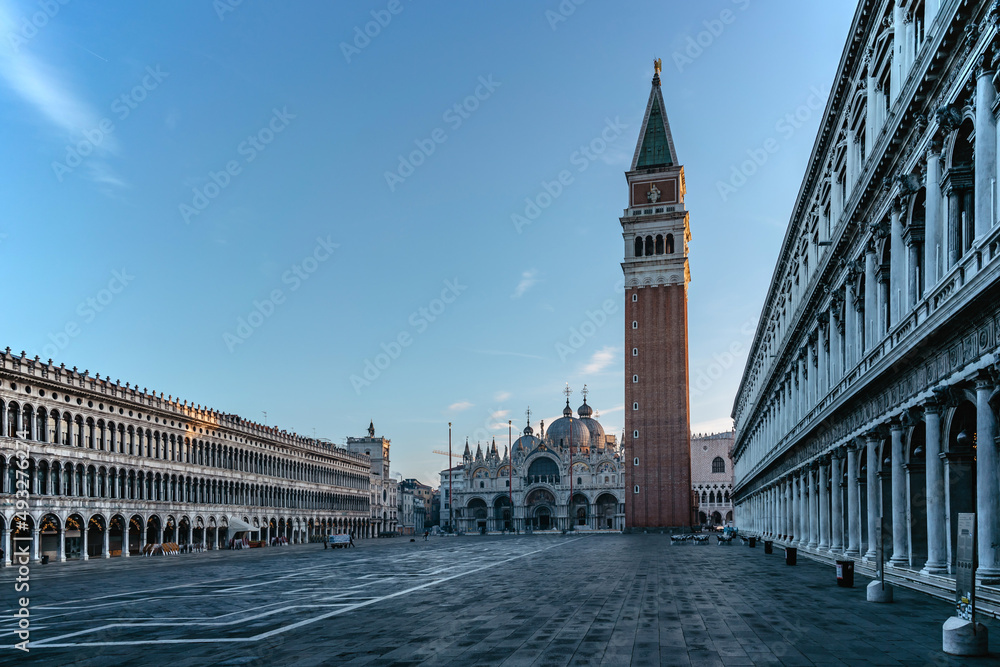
(581, 346), (616, 374)
(691, 417), (735, 435)
(448, 400), (473, 412)
(495, 391), (511, 402)
(0, 2), (121, 182)
(600, 404), (625, 414)
(510, 269), (539, 299)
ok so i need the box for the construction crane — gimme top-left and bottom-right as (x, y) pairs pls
(432, 450), (461, 460)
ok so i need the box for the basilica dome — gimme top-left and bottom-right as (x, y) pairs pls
(545, 404), (591, 450)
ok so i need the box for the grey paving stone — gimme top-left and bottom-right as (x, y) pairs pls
(0, 534), (996, 665)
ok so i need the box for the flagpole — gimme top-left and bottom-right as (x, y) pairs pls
(448, 422), (452, 533)
(507, 419), (513, 532)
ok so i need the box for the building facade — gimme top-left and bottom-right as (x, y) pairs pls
(691, 431), (734, 527)
(347, 422), (397, 535)
(0, 350), (371, 563)
(622, 59), (694, 530)
(732, 0), (1000, 596)
(445, 393), (624, 533)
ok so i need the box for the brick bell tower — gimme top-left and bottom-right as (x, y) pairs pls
(622, 59), (692, 530)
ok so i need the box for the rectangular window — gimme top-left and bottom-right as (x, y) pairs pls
(633, 457), (639, 465)
(633, 485), (639, 494)
(632, 375), (638, 383)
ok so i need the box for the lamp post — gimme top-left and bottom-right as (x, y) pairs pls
(508, 419), (513, 532)
(448, 422), (452, 533)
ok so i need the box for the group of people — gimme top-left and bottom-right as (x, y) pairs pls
(228, 536), (251, 550)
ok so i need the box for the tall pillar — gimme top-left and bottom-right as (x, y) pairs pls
(864, 243), (877, 352)
(81, 526), (89, 561)
(58, 526), (66, 562)
(808, 464), (819, 548)
(890, 201), (904, 324)
(819, 456), (830, 550)
(975, 57), (996, 241)
(889, 421), (908, 566)
(31, 528), (40, 563)
(786, 475), (794, 541)
(922, 401), (948, 574)
(845, 282), (857, 369)
(0, 527), (9, 566)
(103, 527), (110, 559)
(122, 524), (130, 558)
(830, 451), (845, 553)
(907, 240), (920, 309)
(925, 141), (942, 288)
(975, 372), (1000, 584)
(818, 319), (828, 398)
(864, 433), (880, 561)
(797, 471), (808, 547)
(846, 443), (862, 558)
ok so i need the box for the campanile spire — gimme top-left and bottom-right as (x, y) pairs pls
(621, 61), (693, 530)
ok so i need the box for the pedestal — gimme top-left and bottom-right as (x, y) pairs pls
(866, 580), (893, 603)
(942, 617), (988, 656)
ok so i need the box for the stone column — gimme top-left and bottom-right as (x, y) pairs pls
(818, 319), (828, 399)
(58, 525), (66, 562)
(922, 401), (947, 574)
(865, 243), (877, 352)
(81, 526), (89, 561)
(0, 527), (9, 566)
(786, 475), (794, 541)
(889, 420), (908, 566)
(808, 465), (819, 549)
(846, 443), (862, 558)
(122, 524), (130, 558)
(798, 470), (808, 547)
(975, 57), (996, 241)
(976, 371), (1000, 584)
(890, 201), (904, 324)
(925, 142), (942, 288)
(819, 456), (830, 550)
(830, 451), (844, 553)
(103, 527), (110, 559)
(864, 433), (880, 561)
(907, 240), (920, 309)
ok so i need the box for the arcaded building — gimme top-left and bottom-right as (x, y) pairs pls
(0, 350), (371, 563)
(732, 0), (1000, 596)
(691, 431), (734, 527)
(622, 60), (694, 530)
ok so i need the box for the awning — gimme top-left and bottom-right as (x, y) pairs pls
(227, 517), (255, 534)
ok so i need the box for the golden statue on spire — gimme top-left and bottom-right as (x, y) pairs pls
(654, 58), (662, 74)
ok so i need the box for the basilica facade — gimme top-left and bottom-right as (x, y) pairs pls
(732, 0), (1000, 606)
(0, 349), (372, 564)
(449, 393), (624, 533)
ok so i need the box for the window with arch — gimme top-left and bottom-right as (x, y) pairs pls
(632, 348), (638, 356)
(632, 293), (637, 302)
(632, 321), (637, 329)
(665, 233), (674, 254)
(712, 456), (725, 474)
(644, 236), (654, 256)
(655, 234), (664, 254)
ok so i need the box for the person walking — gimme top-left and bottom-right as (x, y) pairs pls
(423, 530), (429, 541)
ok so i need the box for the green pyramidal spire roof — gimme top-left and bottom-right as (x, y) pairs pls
(630, 62), (679, 171)
(636, 97), (672, 168)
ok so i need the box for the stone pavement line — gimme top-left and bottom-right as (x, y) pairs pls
(26, 538), (583, 649)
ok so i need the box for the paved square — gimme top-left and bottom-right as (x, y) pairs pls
(1, 535), (995, 665)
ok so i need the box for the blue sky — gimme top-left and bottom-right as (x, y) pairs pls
(0, 0), (857, 486)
